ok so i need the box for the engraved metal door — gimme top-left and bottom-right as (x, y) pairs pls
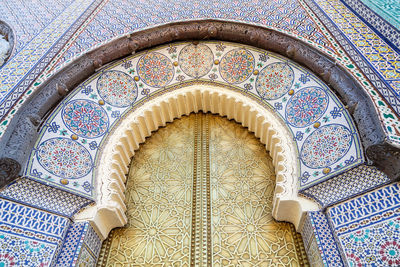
(98, 113), (308, 266)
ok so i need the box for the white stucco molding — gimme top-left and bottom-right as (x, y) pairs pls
(75, 84), (319, 239)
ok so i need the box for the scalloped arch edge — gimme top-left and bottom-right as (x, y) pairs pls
(74, 84), (319, 239)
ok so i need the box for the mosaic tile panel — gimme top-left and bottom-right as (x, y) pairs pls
(25, 41), (364, 197)
(305, 0), (400, 144)
(0, 0), (102, 125)
(328, 183), (400, 229)
(56, 0), (334, 69)
(84, 222), (102, 258)
(0, 198), (71, 266)
(301, 211), (344, 266)
(327, 182), (400, 266)
(0, 178), (93, 217)
(56, 222), (86, 266)
(340, 0), (400, 50)
(0, 0), (96, 100)
(360, 0), (400, 30)
(300, 165), (391, 207)
(0, 0), (74, 54)
(313, 0), (400, 107)
(56, 221), (101, 267)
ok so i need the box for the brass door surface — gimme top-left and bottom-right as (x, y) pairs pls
(98, 113), (308, 267)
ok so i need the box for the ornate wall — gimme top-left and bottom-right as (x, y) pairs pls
(0, 0), (399, 266)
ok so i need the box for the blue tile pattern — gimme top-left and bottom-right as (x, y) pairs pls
(301, 211), (344, 266)
(56, 221), (102, 266)
(56, 222), (86, 266)
(0, 198), (71, 266)
(327, 182), (400, 266)
(340, 0), (400, 51)
(328, 183), (400, 230)
(312, 0), (400, 112)
(0, 178), (93, 217)
(84, 223), (102, 258)
(300, 165), (390, 207)
(0, 0), (74, 54)
(360, 0), (400, 30)
(58, 0), (334, 67)
(0, 0), (101, 120)
(25, 41), (364, 197)
(304, 0), (400, 144)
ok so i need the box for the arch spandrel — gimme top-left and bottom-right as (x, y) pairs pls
(23, 41), (363, 238)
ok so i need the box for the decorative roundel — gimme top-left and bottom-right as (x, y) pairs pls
(346, 254), (362, 267)
(300, 124), (353, 169)
(97, 70), (138, 107)
(178, 44), (214, 78)
(255, 62), (294, 100)
(380, 241), (400, 266)
(36, 138), (93, 179)
(286, 87), (329, 127)
(62, 100), (109, 138)
(137, 52), (174, 87)
(219, 48), (255, 84)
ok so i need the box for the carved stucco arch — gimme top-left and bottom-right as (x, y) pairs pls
(2, 20), (396, 184)
(75, 84), (319, 239)
(1, 21), (398, 240)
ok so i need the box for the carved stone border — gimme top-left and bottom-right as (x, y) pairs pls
(1, 20), (398, 215)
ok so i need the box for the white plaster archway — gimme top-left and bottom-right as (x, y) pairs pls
(74, 84), (319, 239)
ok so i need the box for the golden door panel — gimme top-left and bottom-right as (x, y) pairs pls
(98, 113), (308, 266)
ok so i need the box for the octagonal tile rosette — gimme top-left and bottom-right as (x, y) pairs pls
(137, 52), (174, 87)
(286, 87), (329, 127)
(219, 48), (254, 84)
(62, 100), (109, 138)
(300, 124), (353, 169)
(35, 138), (93, 179)
(178, 44), (214, 78)
(255, 62), (294, 100)
(97, 70), (138, 107)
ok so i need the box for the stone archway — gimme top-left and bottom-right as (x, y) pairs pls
(75, 84), (318, 239)
(21, 41), (364, 239)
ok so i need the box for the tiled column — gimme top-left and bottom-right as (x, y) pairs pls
(300, 211), (345, 266)
(56, 221), (102, 266)
(0, 198), (71, 266)
(327, 182), (400, 266)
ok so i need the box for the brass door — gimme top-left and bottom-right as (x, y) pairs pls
(98, 113), (308, 266)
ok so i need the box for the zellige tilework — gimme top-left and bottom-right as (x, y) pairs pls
(300, 165), (391, 207)
(360, 0), (400, 30)
(313, 0), (400, 105)
(56, 221), (102, 266)
(301, 211), (344, 266)
(0, 198), (71, 266)
(25, 41), (364, 198)
(327, 182), (400, 266)
(0, 178), (93, 217)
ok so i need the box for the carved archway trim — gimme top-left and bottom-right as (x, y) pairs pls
(2, 20), (398, 184)
(74, 84), (319, 239)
